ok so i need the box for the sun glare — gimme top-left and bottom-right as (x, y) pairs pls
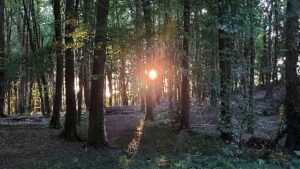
(148, 69), (157, 80)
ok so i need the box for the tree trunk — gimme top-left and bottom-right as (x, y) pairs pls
(83, 65), (91, 110)
(265, 0), (273, 97)
(82, 0), (93, 112)
(272, 0), (279, 84)
(61, 0), (79, 141)
(0, 0), (5, 117)
(179, 0), (190, 130)
(134, 0), (145, 111)
(17, 4), (27, 115)
(50, 0), (63, 129)
(107, 69), (113, 107)
(218, 0), (232, 142)
(120, 49), (128, 106)
(77, 63), (83, 125)
(38, 79), (45, 115)
(7, 84), (11, 115)
(246, 0), (257, 134)
(142, 0), (154, 120)
(27, 82), (33, 113)
(284, 0), (300, 151)
(41, 75), (51, 117)
(88, 0), (110, 148)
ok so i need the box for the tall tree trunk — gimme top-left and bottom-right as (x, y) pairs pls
(272, 0), (279, 84)
(77, 63), (83, 125)
(41, 75), (51, 117)
(107, 69), (113, 107)
(82, 0), (93, 112)
(265, 0), (273, 97)
(120, 49), (128, 106)
(179, 0), (190, 130)
(88, 0), (110, 148)
(284, 0), (300, 151)
(0, 0), (5, 117)
(260, 17), (268, 86)
(5, 5), (11, 115)
(62, 0), (79, 141)
(38, 79), (45, 115)
(27, 82), (33, 112)
(134, 0), (145, 111)
(17, 2), (27, 115)
(50, 0), (63, 129)
(83, 65), (91, 110)
(142, 0), (154, 120)
(218, 0), (232, 142)
(7, 84), (11, 115)
(13, 82), (17, 114)
(247, 0), (256, 133)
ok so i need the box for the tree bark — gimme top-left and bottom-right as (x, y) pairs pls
(284, 0), (300, 151)
(107, 68), (113, 106)
(88, 0), (110, 148)
(179, 0), (190, 130)
(50, 0), (63, 129)
(77, 63), (83, 125)
(27, 82), (33, 113)
(0, 0), (5, 117)
(82, 0), (93, 112)
(17, 1), (27, 115)
(38, 79), (45, 115)
(265, 0), (273, 97)
(41, 75), (51, 117)
(142, 0), (154, 120)
(120, 49), (128, 106)
(218, 0), (232, 142)
(61, 0), (79, 141)
(272, 0), (279, 84)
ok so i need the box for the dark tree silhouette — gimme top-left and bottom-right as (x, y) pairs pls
(180, 0), (190, 130)
(284, 0), (300, 151)
(0, 0), (5, 117)
(142, 0), (154, 120)
(50, 0), (63, 129)
(61, 0), (79, 140)
(88, 0), (110, 148)
(218, 0), (232, 142)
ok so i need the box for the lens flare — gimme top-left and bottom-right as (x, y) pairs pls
(149, 69), (157, 80)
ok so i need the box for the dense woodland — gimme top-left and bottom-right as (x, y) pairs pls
(0, 0), (300, 168)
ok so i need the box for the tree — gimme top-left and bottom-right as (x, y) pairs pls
(61, 0), (79, 140)
(88, 0), (110, 148)
(50, 0), (63, 129)
(82, 0), (94, 111)
(218, 0), (232, 142)
(265, 0), (274, 97)
(0, 0), (5, 117)
(134, 0), (145, 111)
(284, 0), (300, 151)
(142, 0), (154, 120)
(179, 0), (190, 130)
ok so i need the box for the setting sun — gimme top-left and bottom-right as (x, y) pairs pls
(148, 69), (157, 80)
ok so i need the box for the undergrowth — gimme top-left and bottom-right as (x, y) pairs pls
(25, 120), (300, 169)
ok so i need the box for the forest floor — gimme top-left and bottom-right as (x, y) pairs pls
(1, 86), (300, 169)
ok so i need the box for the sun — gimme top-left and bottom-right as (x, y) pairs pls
(148, 69), (157, 80)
